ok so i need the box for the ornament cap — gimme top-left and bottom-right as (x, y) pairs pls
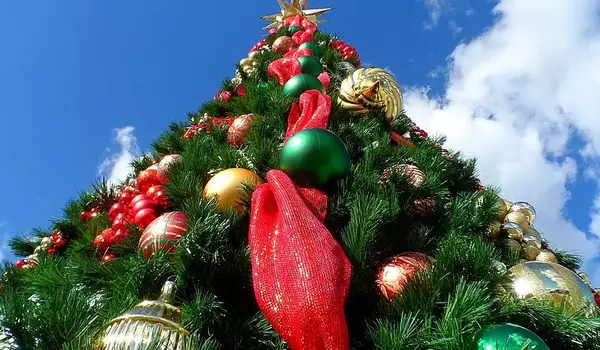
(159, 280), (177, 304)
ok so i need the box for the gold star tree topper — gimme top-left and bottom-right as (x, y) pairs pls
(261, 0), (331, 29)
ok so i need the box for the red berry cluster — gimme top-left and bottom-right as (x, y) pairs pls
(330, 40), (361, 67)
(80, 207), (101, 222)
(14, 231), (68, 270)
(406, 121), (454, 161)
(89, 155), (182, 262)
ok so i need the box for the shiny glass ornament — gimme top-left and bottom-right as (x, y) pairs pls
(487, 221), (502, 239)
(202, 168), (263, 213)
(501, 261), (596, 315)
(535, 251), (558, 263)
(523, 227), (542, 249)
(279, 128), (350, 187)
(298, 56), (323, 76)
(283, 73), (325, 98)
(338, 67), (403, 121)
(502, 222), (524, 241)
(94, 281), (189, 349)
(298, 41), (323, 56)
(504, 211), (530, 232)
(272, 36), (294, 53)
(376, 252), (432, 300)
(510, 201), (536, 224)
(475, 323), (549, 350)
(139, 212), (188, 259)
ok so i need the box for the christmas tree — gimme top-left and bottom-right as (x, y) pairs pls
(2, 1), (600, 349)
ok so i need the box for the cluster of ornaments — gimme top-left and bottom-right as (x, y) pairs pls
(14, 231), (67, 270)
(330, 40), (360, 67)
(90, 154), (181, 262)
(487, 198), (557, 264)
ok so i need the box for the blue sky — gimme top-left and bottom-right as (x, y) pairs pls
(2, 0), (600, 284)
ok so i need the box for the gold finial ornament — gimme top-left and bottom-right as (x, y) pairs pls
(94, 280), (189, 349)
(261, 0), (331, 29)
(338, 68), (404, 121)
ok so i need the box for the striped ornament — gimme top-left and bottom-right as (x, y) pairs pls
(139, 211), (187, 259)
(382, 164), (425, 187)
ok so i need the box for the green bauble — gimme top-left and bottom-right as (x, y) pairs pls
(283, 73), (325, 99)
(280, 128), (350, 187)
(289, 26), (302, 35)
(299, 42), (322, 57)
(476, 323), (549, 350)
(258, 82), (269, 89)
(298, 56), (323, 76)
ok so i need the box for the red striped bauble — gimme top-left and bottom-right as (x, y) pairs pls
(138, 211), (187, 259)
(376, 252), (432, 300)
(382, 164), (425, 187)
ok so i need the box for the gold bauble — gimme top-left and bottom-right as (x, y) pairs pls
(521, 243), (541, 261)
(487, 220), (502, 239)
(503, 239), (522, 258)
(496, 198), (510, 220)
(523, 227), (542, 249)
(504, 211), (529, 232)
(510, 201), (536, 224)
(94, 281), (189, 349)
(502, 222), (524, 241)
(536, 251), (558, 263)
(338, 67), (403, 121)
(501, 261), (596, 315)
(202, 168), (263, 213)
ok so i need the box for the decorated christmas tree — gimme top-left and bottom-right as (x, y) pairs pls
(2, 1), (600, 349)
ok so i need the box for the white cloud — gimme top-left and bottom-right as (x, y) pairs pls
(422, 0), (444, 29)
(98, 126), (140, 187)
(408, 0), (600, 283)
(448, 20), (463, 36)
(0, 222), (11, 262)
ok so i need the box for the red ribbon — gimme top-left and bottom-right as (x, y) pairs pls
(249, 90), (351, 349)
(286, 90), (331, 140)
(292, 31), (314, 46)
(249, 171), (351, 350)
(317, 72), (330, 91)
(268, 58), (302, 85)
(285, 48), (314, 59)
(284, 15), (317, 35)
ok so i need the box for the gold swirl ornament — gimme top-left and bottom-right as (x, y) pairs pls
(338, 67), (404, 121)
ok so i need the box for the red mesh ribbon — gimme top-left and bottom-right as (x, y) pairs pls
(285, 90), (331, 141)
(317, 72), (330, 91)
(285, 48), (314, 59)
(292, 31), (314, 46)
(249, 170), (352, 350)
(268, 58), (302, 85)
(284, 15), (317, 34)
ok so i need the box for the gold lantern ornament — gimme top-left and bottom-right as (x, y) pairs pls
(94, 280), (189, 349)
(500, 261), (596, 315)
(338, 67), (403, 121)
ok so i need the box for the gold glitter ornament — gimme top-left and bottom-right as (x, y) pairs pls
(501, 261), (596, 315)
(536, 250), (558, 263)
(523, 227), (542, 249)
(503, 239), (522, 258)
(496, 198), (512, 220)
(504, 211), (530, 232)
(487, 220), (502, 239)
(502, 222), (524, 241)
(510, 201), (536, 224)
(521, 243), (541, 261)
(94, 280), (189, 349)
(338, 67), (403, 121)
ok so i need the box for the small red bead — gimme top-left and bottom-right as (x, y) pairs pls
(101, 253), (118, 264)
(15, 259), (26, 269)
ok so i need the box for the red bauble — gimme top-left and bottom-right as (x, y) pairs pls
(101, 253), (118, 264)
(80, 211), (91, 222)
(595, 291), (600, 307)
(112, 228), (130, 244)
(137, 169), (165, 194)
(119, 190), (137, 205)
(108, 202), (129, 221)
(134, 208), (159, 230)
(139, 211), (187, 259)
(130, 194), (151, 209)
(158, 155), (182, 175)
(93, 234), (112, 255)
(234, 84), (246, 96)
(112, 217), (129, 231)
(214, 90), (232, 102)
(376, 252), (432, 300)
(14, 259), (26, 269)
(89, 211), (101, 220)
(151, 190), (168, 208)
(146, 185), (165, 198)
(272, 36), (295, 54)
(53, 236), (67, 249)
(130, 200), (156, 217)
(228, 114), (258, 146)
(113, 212), (129, 221)
(47, 246), (57, 255)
